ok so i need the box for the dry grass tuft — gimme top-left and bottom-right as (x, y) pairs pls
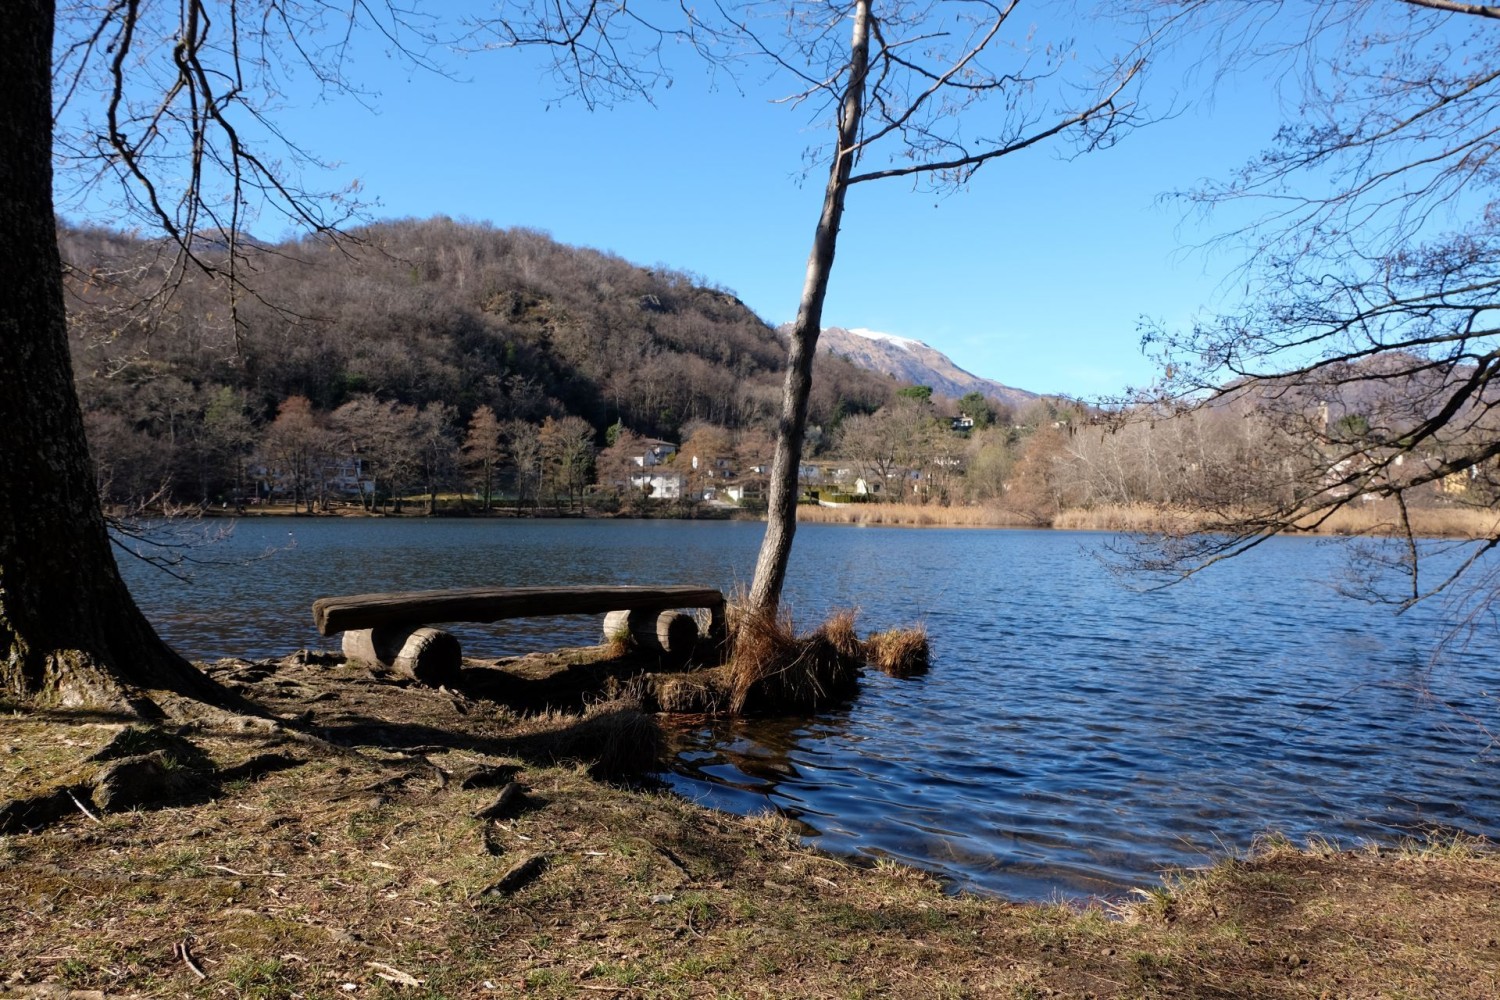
(817, 608), (865, 663)
(725, 606), (863, 715)
(600, 626), (633, 660)
(865, 625), (930, 678)
(508, 697), (665, 780)
(647, 668), (734, 714)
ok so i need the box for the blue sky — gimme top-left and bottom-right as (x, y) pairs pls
(64, 3), (1294, 400)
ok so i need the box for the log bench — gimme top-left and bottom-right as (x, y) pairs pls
(311, 585), (727, 685)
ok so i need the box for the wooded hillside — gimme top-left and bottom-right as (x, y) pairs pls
(63, 217), (896, 504)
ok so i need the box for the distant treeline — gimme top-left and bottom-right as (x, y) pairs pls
(66, 217), (1481, 524)
(63, 217), (896, 505)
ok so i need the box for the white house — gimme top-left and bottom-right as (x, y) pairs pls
(726, 481), (766, 503)
(633, 439), (678, 467)
(630, 469), (686, 499)
(690, 454), (734, 477)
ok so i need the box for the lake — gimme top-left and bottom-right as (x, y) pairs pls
(116, 516), (1500, 900)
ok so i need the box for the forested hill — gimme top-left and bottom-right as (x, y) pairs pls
(62, 216), (894, 454)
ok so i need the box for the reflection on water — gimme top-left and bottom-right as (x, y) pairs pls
(119, 517), (1500, 900)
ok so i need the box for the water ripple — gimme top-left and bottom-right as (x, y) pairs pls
(120, 518), (1500, 900)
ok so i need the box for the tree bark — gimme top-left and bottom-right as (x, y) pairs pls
(0, 0), (231, 714)
(746, 0), (872, 615)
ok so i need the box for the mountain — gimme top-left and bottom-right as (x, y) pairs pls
(813, 326), (1038, 409)
(63, 218), (907, 503)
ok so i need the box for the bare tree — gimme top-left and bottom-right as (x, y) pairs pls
(505, 418), (545, 510)
(463, 405), (504, 510)
(595, 425), (647, 497)
(539, 415), (597, 511)
(411, 403), (458, 516)
(837, 409), (906, 499)
(2, 0), (449, 713)
(482, 0), (1153, 613)
(258, 396), (326, 513)
(1127, 0), (1500, 614)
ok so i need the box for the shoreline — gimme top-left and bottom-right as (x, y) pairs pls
(5, 651), (1497, 998)
(155, 498), (1500, 540)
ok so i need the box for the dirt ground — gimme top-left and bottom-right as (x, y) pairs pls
(3, 649), (1498, 999)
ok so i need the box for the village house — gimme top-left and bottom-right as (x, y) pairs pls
(630, 469), (686, 499)
(633, 439), (678, 468)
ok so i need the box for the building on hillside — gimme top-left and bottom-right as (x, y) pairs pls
(690, 454), (735, 477)
(323, 457), (375, 495)
(726, 481), (766, 503)
(633, 440), (678, 467)
(630, 469), (686, 499)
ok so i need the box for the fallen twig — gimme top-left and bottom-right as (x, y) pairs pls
(175, 938), (207, 980)
(480, 853), (550, 897)
(67, 790), (102, 825)
(473, 781), (525, 820)
(366, 961), (423, 987)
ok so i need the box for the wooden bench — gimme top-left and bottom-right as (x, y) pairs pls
(312, 585), (727, 685)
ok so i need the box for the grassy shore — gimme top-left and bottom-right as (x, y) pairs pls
(802, 499), (1500, 538)
(163, 496), (1500, 540)
(3, 649), (1497, 998)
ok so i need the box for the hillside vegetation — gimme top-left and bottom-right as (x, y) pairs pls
(64, 217), (894, 505)
(63, 217), (1499, 538)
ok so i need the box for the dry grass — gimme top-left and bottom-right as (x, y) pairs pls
(645, 668), (734, 714)
(4, 660), (1500, 999)
(643, 609), (929, 712)
(865, 625), (930, 678)
(504, 696), (665, 781)
(1313, 501), (1500, 538)
(725, 605), (863, 715)
(1050, 504), (1208, 534)
(600, 619), (633, 659)
(799, 498), (1500, 540)
(818, 608), (864, 663)
(796, 502), (1037, 527)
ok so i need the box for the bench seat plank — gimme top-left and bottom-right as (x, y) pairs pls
(312, 585), (725, 636)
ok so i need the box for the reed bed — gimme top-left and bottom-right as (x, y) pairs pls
(1050, 505), (1208, 534)
(797, 498), (1497, 539)
(796, 502), (1038, 527)
(1051, 501), (1499, 539)
(1311, 502), (1500, 539)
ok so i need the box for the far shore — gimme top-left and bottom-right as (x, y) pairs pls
(160, 497), (1500, 539)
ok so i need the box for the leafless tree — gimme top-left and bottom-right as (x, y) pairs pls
(2, 0), (447, 713)
(481, 0), (1155, 612)
(505, 418), (545, 510)
(257, 395), (327, 513)
(464, 405), (504, 510)
(1124, 0), (1500, 617)
(594, 425), (648, 497)
(539, 415), (597, 511)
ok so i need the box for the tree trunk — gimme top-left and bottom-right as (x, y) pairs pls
(0, 0), (232, 714)
(746, 0), (871, 615)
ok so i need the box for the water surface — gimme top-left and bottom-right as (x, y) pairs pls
(118, 517), (1500, 899)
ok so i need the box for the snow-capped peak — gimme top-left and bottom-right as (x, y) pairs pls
(844, 327), (923, 352)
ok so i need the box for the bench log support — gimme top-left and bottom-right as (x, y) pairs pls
(313, 586), (729, 669)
